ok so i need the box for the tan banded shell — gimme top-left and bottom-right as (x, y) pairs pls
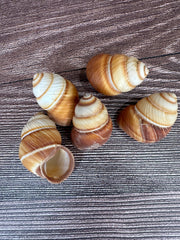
(19, 112), (74, 184)
(118, 105), (172, 143)
(71, 94), (112, 150)
(73, 94), (109, 132)
(33, 72), (79, 126)
(117, 92), (178, 143)
(135, 92), (178, 127)
(86, 54), (149, 96)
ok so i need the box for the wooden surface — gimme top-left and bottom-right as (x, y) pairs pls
(0, 0), (180, 239)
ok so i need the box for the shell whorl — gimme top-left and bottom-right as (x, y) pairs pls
(33, 72), (79, 126)
(118, 105), (172, 143)
(118, 92), (178, 143)
(72, 94), (109, 132)
(71, 94), (112, 150)
(86, 54), (149, 96)
(21, 112), (56, 140)
(33, 73), (66, 110)
(19, 113), (74, 184)
(135, 92), (178, 127)
(19, 113), (62, 174)
(111, 55), (149, 92)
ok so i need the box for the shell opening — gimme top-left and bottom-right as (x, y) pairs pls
(41, 146), (74, 183)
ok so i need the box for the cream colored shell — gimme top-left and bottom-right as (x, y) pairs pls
(21, 112), (56, 140)
(71, 94), (112, 150)
(19, 112), (74, 184)
(135, 92), (178, 127)
(33, 72), (79, 126)
(73, 93), (109, 132)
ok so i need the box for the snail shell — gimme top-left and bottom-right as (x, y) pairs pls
(86, 54), (149, 96)
(117, 92), (178, 143)
(33, 72), (79, 126)
(71, 94), (113, 150)
(19, 112), (74, 184)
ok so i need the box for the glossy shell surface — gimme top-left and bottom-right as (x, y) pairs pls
(135, 92), (178, 127)
(86, 54), (149, 96)
(71, 94), (112, 150)
(118, 105), (171, 143)
(117, 92), (178, 143)
(19, 112), (74, 184)
(33, 72), (79, 126)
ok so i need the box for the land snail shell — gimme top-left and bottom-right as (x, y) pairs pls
(117, 92), (178, 143)
(33, 72), (79, 126)
(86, 54), (149, 96)
(19, 112), (74, 184)
(71, 93), (113, 150)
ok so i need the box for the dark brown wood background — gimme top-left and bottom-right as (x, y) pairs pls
(0, 0), (180, 239)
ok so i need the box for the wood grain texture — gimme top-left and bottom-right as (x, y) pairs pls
(0, 0), (180, 82)
(0, 55), (179, 201)
(1, 193), (180, 239)
(0, 0), (180, 239)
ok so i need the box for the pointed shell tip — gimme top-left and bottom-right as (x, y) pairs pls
(145, 66), (149, 76)
(84, 93), (92, 99)
(33, 73), (39, 80)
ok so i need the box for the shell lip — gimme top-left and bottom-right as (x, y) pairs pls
(40, 145), (74, 184)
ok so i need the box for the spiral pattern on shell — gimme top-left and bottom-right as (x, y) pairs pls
(135, 92), (178, 127)
(33, 72), (79, 126)
(71, 94), (112, 150)
(19, 112), (74, 184)
(86, 54), (149, 96)
(117, 92), (178, 143)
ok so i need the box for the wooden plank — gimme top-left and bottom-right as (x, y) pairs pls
(0, 0), (180, 82)
(0, 1), (180, 238)
(0, 193), (180, 239)
(0, 55), (179, 201)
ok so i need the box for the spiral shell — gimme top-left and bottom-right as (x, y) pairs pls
(33, 72), (79, 126)
(71, 94), (112, 150)
(86, 54), (149, 96)
(117, 92), (178, 143)
(19, 112), (74, 184)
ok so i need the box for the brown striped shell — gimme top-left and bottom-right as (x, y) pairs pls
(19, 112), (74, 184)
(117, 92), (178, 143)
(33, 72), (79, 126)
(71, 94), (113, 150)
(86, 54), (149, 96)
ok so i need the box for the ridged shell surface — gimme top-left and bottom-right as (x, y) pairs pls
(19, 112), (62, 175)
(72, 94), (112, 150)
(21, 112), (56, 140)
(118, 105), (171, 143)
(73, 94), (109, 132)
(86, 54), (149, 96)
(19, 112), (74, 184)
(117, 92), (178, 143)
(33, 72), (79, 126)
(135, 92), (178, 127)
